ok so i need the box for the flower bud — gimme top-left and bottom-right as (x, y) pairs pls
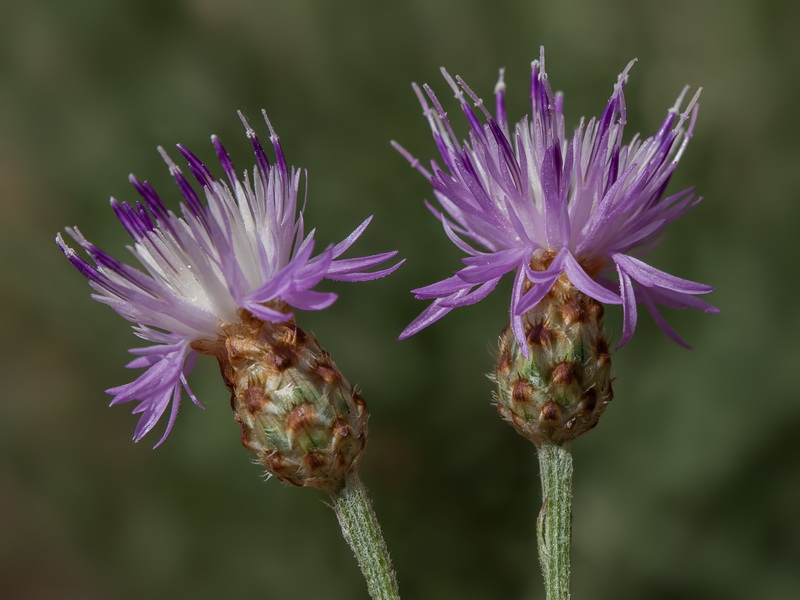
(494, 274), (613, 447)
(194, 310), (367, 493)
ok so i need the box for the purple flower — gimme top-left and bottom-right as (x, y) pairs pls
(394, 49), (717, 355)
(58, 111), (402, 446)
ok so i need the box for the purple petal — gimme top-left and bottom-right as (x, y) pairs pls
(458, 247), (529, 284)
(244, 301), (293, 322)
(615, 264), (637, 348)
(328, 217), (373, 259)
(327, 258), (405, 282)
(151, 386), (182, 448)
(399, 295), (460, 340)
(563, 253), (621, 305)
(639, 288), (692, 349)
(541, 145), (569, 247)
(441, 218), (483, 256)
(326, 251), (399, 277)
(515, 271), (559, 315)
(614, 253), (713, 294)
(283, 289), (338, 311)
(439, 278), (501, 308)
(238, 110), (271, 177)
(509, 267), (530, 358)
(245, 240), (317, 304)
(176, 144), (216, 187)
(642, 285), (720, 313)
(211, 135), (237, 186)
(412, 275), (472, 299)
(56, 234), (104, 284)
(156, 147), (205, 217)
(523, 248), (566, 283)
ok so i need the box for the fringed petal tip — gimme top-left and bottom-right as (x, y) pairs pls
(326, 255), (405, 282)
(398, 297), (456, 340)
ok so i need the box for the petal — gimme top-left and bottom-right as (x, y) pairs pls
(282, 289), (338, 311)
(613, 253), (714, 294)
(439, 278), (501, 308)
(399, 295), (461, 340)
(615, 264), (637, 348)
(638, 288), (692, 349)
(515, 271), (559, 315)
(643, 286), (720, 313)
(328, 216), (373, 259)
(326, 252), (403, 281)
(412, 275), (472, 299)
(244, 301), (293, 322)
(458, 247), (529, 284)
(563, 252), (622, 304)
(523, 248), (566, 283)
(327, 258), (405, 282)
(509, 267), (530, 358)
(245, 240), (316, 304)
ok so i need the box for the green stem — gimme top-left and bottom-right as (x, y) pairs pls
(332, 471), (400, 600)
(536, 443), (573, 600)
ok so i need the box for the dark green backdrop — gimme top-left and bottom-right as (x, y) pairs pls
(2, 1), (798, 598)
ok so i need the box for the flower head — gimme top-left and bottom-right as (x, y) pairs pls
(58, 110), (402, 446)
(395, 49), (717, 356)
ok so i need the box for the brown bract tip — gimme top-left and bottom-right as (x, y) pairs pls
(245, 385), (268, 414)
(539, 401), (561, 425)
(271, 342), (297, 370)
(286, 403), (318, 436)
(527, 320), (554, 347)
(332, 419), (352, 438)
(266, 450), (286, 472)
(190, 338), (221, 356)
(496, 341), (513, 373)
(282, 323), (307, 344)
(512, 379), (534, 403)
(304, 451), (326, 471)
(315, 364), (341, 385)
(551, 362), (576, 385)
(594, 334), (610, 357)
(579, 388), (598, 412)
(352, 393), (368, 415)
(561, 300), (585, 324)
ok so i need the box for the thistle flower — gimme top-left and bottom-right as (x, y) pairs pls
(58, 111), (402, 481)
(395, 50), (717, 445)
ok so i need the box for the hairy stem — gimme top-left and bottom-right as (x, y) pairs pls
(536, 443), (573, 600)
(332, 471), (400, 600)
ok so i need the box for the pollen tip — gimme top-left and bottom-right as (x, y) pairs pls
(494, 69), (506, 94)
(156, 146), (179, 171)
(261, 109), (278, 140)
(237, 110), (256, 137)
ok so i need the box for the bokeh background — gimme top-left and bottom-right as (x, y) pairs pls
(2, 0), (798, 598)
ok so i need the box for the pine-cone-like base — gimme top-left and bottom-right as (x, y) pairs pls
(193, 309), (367, 494)
(494, 273), (614, 447)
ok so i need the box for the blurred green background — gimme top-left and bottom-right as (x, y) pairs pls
(2, 0), (798, 598)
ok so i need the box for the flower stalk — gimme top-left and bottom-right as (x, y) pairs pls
(333, 471), (400, 600)
(536, 443), (573, 600)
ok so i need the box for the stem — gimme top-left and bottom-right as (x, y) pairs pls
(536, 443), (573, 600)
(332, 471), (400, 600)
